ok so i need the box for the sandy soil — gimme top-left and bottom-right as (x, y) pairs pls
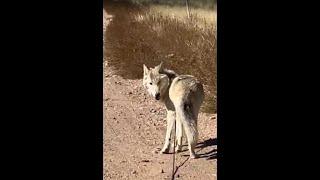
(103, 8), (217, 180)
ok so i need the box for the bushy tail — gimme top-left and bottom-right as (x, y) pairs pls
(176, 102), (198, 149)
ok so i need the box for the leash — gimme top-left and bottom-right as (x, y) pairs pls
(171, 120), (176, 180)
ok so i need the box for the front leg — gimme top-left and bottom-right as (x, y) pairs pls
(160, 110), (175, 154)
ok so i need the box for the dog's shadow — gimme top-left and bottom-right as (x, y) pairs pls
(196, 138), (217, 160)
(180, 138), (217, 160)
(171, 138), (217, 177)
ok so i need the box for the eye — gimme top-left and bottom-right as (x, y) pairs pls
(149, 83), (152, 85)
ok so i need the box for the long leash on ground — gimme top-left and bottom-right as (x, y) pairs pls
(171, 120), (176, 180)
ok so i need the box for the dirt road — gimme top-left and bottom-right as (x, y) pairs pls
(103, 7), (217, 180)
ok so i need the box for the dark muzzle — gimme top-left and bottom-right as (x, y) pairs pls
(155, 93), (160, 100)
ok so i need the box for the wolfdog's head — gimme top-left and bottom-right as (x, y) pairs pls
(143, 62), (170, 101)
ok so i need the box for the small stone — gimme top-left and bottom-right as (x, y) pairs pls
(131, 170), (137, 174)
(161, 169), (164, 173)
(141, 160), (150, 162)
(166, 53), (175, 58)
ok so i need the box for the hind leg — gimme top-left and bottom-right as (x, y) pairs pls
(175, 117), (183, 153)
(160, 110), (175, 154)
(176, 105), (198, 159)
(189, 113), (200, 158)
(185, 123), (198, 159)
(186, 97), (202, 158)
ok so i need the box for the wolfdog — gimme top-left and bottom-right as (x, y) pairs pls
(143, 62), (204, 158)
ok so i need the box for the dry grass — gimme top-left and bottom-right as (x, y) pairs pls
(104, 1), (216, 113)
(149, 5), (216, 28)
(130, 0), (216, 10)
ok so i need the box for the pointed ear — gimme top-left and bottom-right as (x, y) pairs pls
(154, 61), (163, 72)
(143, 64), (149, 76)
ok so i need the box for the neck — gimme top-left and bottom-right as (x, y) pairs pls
(159, 77), (175, 111)
(158, 68), (178, 111)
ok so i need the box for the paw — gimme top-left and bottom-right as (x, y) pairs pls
(190, 153), (198, 159)
(175, 145), (182, 153)
(160, 147), (170, 154)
